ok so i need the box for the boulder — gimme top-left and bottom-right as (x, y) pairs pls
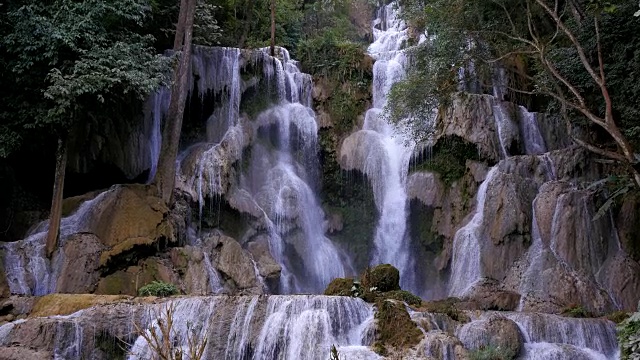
(361, 264), (400, 292)
(215, 235), (260, 292)
(464, 280), (521, 311)
(56, 233), (105, 293)
(324, 278), (354, 296)
(81, 184), (173, 268)
(458, 315), (524, 358)
(246, 236), (281, 280)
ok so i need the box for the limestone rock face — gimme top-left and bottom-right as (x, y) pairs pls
(56, 233), (105, 293)
(246, 236), (281, 280)
(480, 170), (536, 281)
(437, 94), (505, 162)
(215, 234), (260, 293)
(84, 185), (173, 268)
(95, 258), (180, 296)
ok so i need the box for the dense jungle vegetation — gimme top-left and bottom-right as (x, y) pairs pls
(1, 0), (639, 239)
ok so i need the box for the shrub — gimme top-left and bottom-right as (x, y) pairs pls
(618, 311), (640, 360)
(138, 281), (179, 297)
(561, 304), (591, 318)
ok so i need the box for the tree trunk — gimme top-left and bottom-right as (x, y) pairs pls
(270, 0), (276, 56)
(173, 0), (189, 50)
(154, 0), (197, 204)
(45, 137), (68, 257)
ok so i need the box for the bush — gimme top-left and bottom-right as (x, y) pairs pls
(618, 311), (640, 360)
(412, 135), (481, 186)
(138, 281), (179, 297)
(561, 304), (591, 318)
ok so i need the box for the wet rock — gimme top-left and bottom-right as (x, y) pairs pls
(246, 236), (281, 280)
(84, 184), (173, 268)
(56, 233), (105, 293)
(464, 280), (521, 311)
(458, 315), (524, 358)
(407, 171), (445, 207)
(215, 235), (259, 293)
(481, 170), (535, 281)
(0, 347), (51, 360)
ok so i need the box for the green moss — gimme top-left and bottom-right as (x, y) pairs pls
(319, 129), (377, 272)
(385, 290), (423, 307)
(411, 135), (481, 186)
(324, 278), (355, 296)
(423, 297), (470, 323)
(361, 264), (401, 292)
(374, 299), (423, 354)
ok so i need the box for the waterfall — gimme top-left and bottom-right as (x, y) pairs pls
(457, 312), (619, 360)
(127, 296), (375, 360)
(1, 190), (110, 295)
(245, 103), (352, 293)
(340, 1), (419, 291)
(448, 167), (499, 296)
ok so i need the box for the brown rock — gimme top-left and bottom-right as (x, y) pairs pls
(247, 237), (281, 280)
(56, 233), (105, 293)
(216, 235), (259, 291)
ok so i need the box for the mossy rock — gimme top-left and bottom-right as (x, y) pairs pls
(324, 278), (355, 296)
(374, 299), (422, 354)
(30, 294), (130, 318)
(423, 297), (470, 323)
(385, 290), (423, 307)
(361, 264), (400, 292)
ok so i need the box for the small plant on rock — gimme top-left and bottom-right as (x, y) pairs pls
(138, 281), (179, 297)
(562, 304), (591, 318)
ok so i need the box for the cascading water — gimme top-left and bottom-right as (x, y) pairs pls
(457, 311), (619, 359)
(1, 190), (110, 295)
(341, 1), (419, 291)
(448, 167), (499, 296)
(176, 46), (350, 294)
(126, 295), (376, 360)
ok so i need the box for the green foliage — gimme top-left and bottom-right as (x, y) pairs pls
(412, 135), (480, 186)
(607, 311), (631, 324)
(618, 311), (640, 360)
(469, 345), (517, 360)
(0, 0), (170, 156)
(138, 281), (179, 297)
(561, 304), (592, 318)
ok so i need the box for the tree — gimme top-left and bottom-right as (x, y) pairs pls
(391, 0), (640, 186)
(153, 0), (197, 203)
(1, 0), (170, 255)
(271, 0), (277, 55)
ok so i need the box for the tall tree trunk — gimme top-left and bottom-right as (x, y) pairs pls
(45, 137), (68, 257)
(174, 0), (189, 49)
(270, 0), (276, 56)
(154, 0), (197, 204)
